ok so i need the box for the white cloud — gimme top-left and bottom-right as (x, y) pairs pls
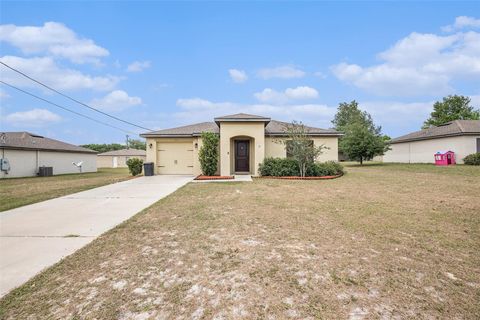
(228, 69), (248, 83)
(126, 60), (151, 72)
(442, 16), (480, 32)
(4, 108), (61, 127)
(254, 86), (318, 104)
(0, 88), (9, 99)
(174, 97), (335, 128)
(0, 22), (109, 64)
(257, 65), (306, 79)
(285, 86), (319, 100)
(331, 30), (480, 96)
(0, 55), (120, 91)
(362, 100), (433, 125)
(469, 94), (480, 108)
(254, 88), (288, 104)
(90, 90), (142, 112)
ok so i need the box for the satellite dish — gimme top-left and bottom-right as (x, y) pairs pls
(72, 161), (83, 173)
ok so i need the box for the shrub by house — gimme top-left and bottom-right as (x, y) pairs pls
(259, 157), (344, 177)
(126, 158), (143, 176)
(463, 153), (480, 165)
(199, 132), (220, 176)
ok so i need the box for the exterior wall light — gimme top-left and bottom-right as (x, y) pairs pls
(149, 143), (153, 149)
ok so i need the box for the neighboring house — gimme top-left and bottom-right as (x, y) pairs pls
(0, 132), (97, 178)
(97, 148), (146, 168)
(384, 120), (480, 164)
(140, 113), (342, 176)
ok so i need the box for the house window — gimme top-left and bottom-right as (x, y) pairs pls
(286, 140), (314, 159)
(477, 138), (480, 153)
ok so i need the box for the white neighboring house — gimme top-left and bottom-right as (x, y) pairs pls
(97, 149), (146, 168)
(384, 120), (480, 164)
(0, 132), (97, 178)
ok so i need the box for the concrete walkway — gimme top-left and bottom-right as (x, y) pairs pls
(192, 175), (253, 183)
(0, 175), (193, 297)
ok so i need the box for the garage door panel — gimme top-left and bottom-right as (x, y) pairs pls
(157, 142), (193, 174)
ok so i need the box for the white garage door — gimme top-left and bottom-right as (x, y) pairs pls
(157, 142), (194, 174)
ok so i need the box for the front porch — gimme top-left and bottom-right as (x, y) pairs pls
(219, 121), (267, 176)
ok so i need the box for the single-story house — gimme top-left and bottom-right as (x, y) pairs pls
(140, 113), (342, 176)
(0, 132), (97, 178)
(97, 148), (146, 168)
(384, 120), (480, 164)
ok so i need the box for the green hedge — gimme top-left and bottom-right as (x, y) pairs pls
(259, 157), (344, 177)
(126, 158), (143, 176)
(463, 153), (480, 165)
(306, 161), (344, 176)
(258, 158), (298, 176)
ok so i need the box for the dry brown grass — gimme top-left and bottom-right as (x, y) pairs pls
(0, 168), (132, 212)
(1, 164), (479, 319)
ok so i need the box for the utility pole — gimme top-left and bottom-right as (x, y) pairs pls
(126, 134), (129, 149)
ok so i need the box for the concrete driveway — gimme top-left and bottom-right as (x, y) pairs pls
(0, 175), (193, 297)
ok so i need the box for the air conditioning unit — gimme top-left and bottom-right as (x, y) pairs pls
(38, 166), (53, 177)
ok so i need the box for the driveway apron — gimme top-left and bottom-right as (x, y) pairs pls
(0, 175), (193, 297)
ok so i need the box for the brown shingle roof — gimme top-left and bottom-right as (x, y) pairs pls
(265, 120), (341, 136)
(214, 113), (271, 121)
(141, 122), (219, 137)
(0, 132), (97, 153)
(140, 118), (342, 137)
(390, 120), (480, 144)
(98, 149), (146, 156)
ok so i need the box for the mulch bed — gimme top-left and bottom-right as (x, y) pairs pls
(194, 175), (235, 180)
(257, 174), (343, 180)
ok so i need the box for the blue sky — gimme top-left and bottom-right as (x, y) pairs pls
(1, 1), (479, 145)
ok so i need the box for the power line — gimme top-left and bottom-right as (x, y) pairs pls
(0, 61), (153, 132)
(1, 80), (139, 136)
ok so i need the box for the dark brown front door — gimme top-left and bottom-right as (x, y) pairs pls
(235, 140), (250, 172)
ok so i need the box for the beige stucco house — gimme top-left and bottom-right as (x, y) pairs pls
(0, 132), (97, 178)
(97, 148), (146, 168)
(140, 113), (342, 176)
(384, 120), (480, 164)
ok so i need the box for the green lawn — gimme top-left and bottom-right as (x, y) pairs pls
(1, 163), (479, 319)
(0, 168), (132, 212)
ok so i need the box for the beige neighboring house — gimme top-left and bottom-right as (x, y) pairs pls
(0, 132), (97, 178)
(140, 113), (342, 176)
(97, 148), (147, 168)
(384, 120), (480, 164)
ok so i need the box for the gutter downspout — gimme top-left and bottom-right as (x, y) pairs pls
(408, 143), (411, 164)
(36, 150), (40, 175)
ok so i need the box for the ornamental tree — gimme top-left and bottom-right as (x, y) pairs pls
(281, 121), (327, 177)
(340, 122), (388, 165)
